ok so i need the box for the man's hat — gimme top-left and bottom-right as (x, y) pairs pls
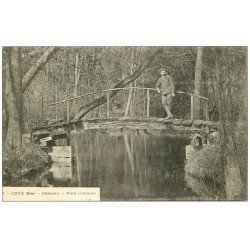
(159, 68), (166, 74)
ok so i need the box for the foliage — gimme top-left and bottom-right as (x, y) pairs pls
(185, 144), (226, 200)
(234, 84), (248, 198)
(17, 46), (200, 130)
(186, 100), (247, 201)
(3, 142), (52, 186)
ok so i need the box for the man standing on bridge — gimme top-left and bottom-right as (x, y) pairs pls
(156, 68), (175, 119)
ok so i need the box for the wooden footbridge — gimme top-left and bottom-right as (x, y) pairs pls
(32, 87), (219, 144)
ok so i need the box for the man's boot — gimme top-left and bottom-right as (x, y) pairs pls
(166, 113), (173, 119)
(164, 106), (173, 119)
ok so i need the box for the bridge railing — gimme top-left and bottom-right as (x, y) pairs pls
(48, 87), (209, 122)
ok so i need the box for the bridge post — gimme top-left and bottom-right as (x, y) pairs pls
(125, 87), (133, 117)
(204, 100), (209, 121)
(55, 103), (58, 121)
(190, 95), (194, 120)
(66, 100), (70, 122)
(106, 91), (110, 117)
(204, 100), (210, 144)
(146, 89), (150, 117)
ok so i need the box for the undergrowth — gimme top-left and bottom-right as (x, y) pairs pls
(3, 142), (52, 186)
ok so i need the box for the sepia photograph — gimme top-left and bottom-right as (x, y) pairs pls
(2, 46), (248, 201)
(1, 1), (250, 250)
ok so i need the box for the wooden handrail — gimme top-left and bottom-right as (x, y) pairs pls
(49, 87), (208, 106)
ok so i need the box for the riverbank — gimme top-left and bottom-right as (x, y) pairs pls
(2, 142), (52, 186)
(185, 130), (247, 200)
(185, 143), (226, 200)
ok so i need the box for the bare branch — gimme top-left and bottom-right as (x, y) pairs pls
(73, 47), (163, 120)
(27, 47), (48, 58)
(22, 47), (58, 92)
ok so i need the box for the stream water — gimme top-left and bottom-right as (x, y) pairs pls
(38, 130), (198, 201)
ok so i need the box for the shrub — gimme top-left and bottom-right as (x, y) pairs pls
(185, 144), (226, 200)
(3, 142), (52, 186)
(235, 119), (248, 199)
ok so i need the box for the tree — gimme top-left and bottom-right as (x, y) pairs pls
(124, 47), (136, 117)
(193, 47), (203, 119)
(214, 48), (244, 200)
(73, 47), (163, 120)
(5, 48), (23, 148)
(4, 47), (58, 148)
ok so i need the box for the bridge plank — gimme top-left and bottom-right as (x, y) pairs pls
(172, 119), (183, 126)
(32, 117), (219, 140)
(202, 121), (220, 127)
(181, 119), (193, 126)
(162, 118), (173, 124)
(50, 130), (69, 140)
(32, 130), (50, 136)
(192, 120), (204, 127)
(157, 118), (165, 122)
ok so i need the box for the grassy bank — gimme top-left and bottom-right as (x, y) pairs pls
(3, 142), (52, 186)
(185, 128), (247, 200)
(185, 143), (226, 200)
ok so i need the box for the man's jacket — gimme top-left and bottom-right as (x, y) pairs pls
(156, 75), (175, 95)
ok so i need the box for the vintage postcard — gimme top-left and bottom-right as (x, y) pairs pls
(2, 46), (248, 201)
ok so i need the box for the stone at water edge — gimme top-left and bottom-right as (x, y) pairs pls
(49, 146), (72, 158)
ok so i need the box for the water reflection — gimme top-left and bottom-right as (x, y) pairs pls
(69, 130), (196, 200)
(38, 130), (198, 200)
(40, 159), (72, 187)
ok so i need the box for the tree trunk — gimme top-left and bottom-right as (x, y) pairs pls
(3, 47), (58, 146)
(124, 47), (135, 117)
(2, 56), (8, 142)
(74, 52), (80, 98)
(73, 47), (163, 120)
(193, 47), (203, 119)
(73, 52), (81, 111)
(22, 47), (58, 92)
(5, 47), (23, 148)
(215, 50), (243, 200)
